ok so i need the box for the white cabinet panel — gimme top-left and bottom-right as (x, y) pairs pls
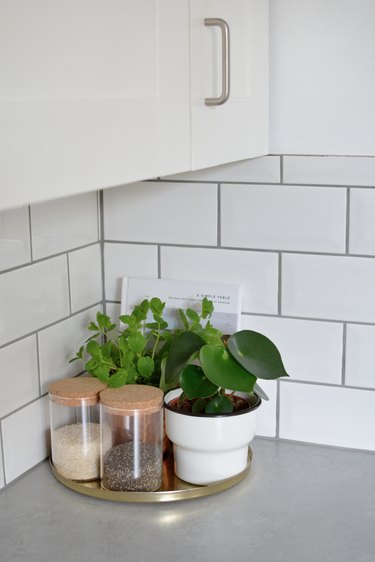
(190, 0), (268, 170)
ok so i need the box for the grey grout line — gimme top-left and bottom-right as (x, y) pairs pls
(28, 205), (34, 262)
(0, 302), (103, 351)
(279, 377), (375, 393)
(66, 254), (72, 315)
(280, 155), (284, 184)
(152, 178), (375, 189)
(157, 245), (161, 278)
(99, 190), (106, 314)
(35, 332), (42, 397)
(341, 323), (347, 385)
(0, 393), (49, 424)
(217, 183), (221, 247)
(102, 239), (375, 260)
(277, 253), (282, 316)
(346, 188), (351, 255)
(0, 241), (101, 276)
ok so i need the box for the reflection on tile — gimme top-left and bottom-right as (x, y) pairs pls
(38, 305), (101, 393)
(346, 324), (375, 389)
(0, 206), (31, 271)
(161, 246), (278, 314)
(349, 189), (375, 255)
(31, 192), (99, 260)
(104, 182), (217, 245)
(0, 336), (40, 418)
(2, 396), (50, 483)
(68, 244), (102, 313)
(104, 243), (158, 301)
(280, 382), (375, 450)
(222, 184), (346, 253)
(0, 256), (70, 346)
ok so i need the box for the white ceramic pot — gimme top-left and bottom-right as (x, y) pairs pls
(164, 389), (261, 485)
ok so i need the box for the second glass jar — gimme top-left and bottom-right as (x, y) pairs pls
(100, 385), (164, 492)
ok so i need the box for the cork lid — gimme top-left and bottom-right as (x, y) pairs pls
(100, 385), (164, 412)
(49, 376), (107, 406)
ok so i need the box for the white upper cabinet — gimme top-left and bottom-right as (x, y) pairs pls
(190, 0), (269, 170)
(0, 0), (268, 211)
(0, 0), (190, 210)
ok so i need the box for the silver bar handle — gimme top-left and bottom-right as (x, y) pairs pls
(204, 18), (230, 106)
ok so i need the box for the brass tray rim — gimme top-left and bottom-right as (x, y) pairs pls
(50, 448), (252, 503)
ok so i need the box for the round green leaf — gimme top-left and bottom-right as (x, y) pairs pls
(180, 364), (218, 399)
(165, 331), (205, 385)
(205, 395), (233, 414)
(227, 330), (289, 380)
(199, 345), (256, 393)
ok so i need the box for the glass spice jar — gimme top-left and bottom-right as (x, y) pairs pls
(100, 385), (164, 492)
(49, 377), (107, 481)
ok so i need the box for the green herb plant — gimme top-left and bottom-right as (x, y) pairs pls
(71, 298), (171, 388)
(163, 298), (289, 414)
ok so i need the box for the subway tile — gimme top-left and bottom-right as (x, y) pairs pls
(38, 306), (101, 394)
(221, 184), (346, 253)
(31, 192), (99, 260)
(241, 315), (343, 385)
(68, 244), (102, 313)
(161, 246), (278, 314)
(0, 336), (40, 418)
(2, 396), (50, 483)
(254, 380), (277, 438)
(282, 254), (375, 323)
(279, 382), (375, 451)
(346, 324), (375, 389)
(104, 243), (158, 302)
(284, 156), (375, 187)
(0, 441), (4, 489)
(0, 256), (70, 346)
(349, 189), (375, 255)
(0, 206), (31, 271)
(103, 182), (217, 245)
(105, 303), (121, 328)
(163, 156), (281, 184)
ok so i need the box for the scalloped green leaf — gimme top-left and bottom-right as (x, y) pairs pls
(227, 330), (289, 380)
(199, 345), (256, 393)
(180, 364), (218, 399)
(165, 331), (205, 385)
(205, 394), (233, 414)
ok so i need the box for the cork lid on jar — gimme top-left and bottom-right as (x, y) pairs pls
(100, 385), (164, 412)
(49, 377), (107, 407)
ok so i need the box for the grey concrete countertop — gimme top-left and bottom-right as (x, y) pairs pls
(1, 438), (375, 562)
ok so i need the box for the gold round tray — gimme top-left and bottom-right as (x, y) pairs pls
(50, 448), (252, 503)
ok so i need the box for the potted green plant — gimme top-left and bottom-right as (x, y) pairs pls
(162, 298), (289, 485)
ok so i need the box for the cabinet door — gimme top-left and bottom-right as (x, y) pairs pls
(0, 0), (190, 210)
(190, 0), (268, 170)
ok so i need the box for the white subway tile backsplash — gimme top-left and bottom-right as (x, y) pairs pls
(0, 206), (31, 272)
(345, 324), (375, 389)
(38, 306), (101, 394)
(221, 184), (346, 253)
(254, 380), (277, 438)
(161, 246), (279, 314)
(284, 156), (375, 187)
(0, 336), (40, 418)
(163, 156), (281, 184)
(241, 315), (343, 385)
(103, 182), (217, 245)
(2, 396), (50, 483)
(104, 243), (158, 302)
(0, 256), (70, 347)
(282, 254), (375, 323)
(279, 382), (375, 450)
(349, 189), (375, 255)
(68, 244), (102, 313)
(31, 192), (99, 260)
